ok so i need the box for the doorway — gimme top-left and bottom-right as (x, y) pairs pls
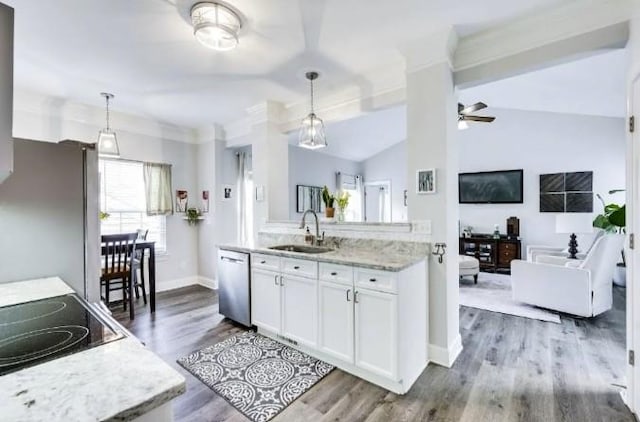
(364, 181), (391, 222)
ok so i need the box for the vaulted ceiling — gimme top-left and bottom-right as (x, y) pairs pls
(5, 0), (567, 128)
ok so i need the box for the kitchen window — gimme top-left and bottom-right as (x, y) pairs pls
(99, 159), (167, 253)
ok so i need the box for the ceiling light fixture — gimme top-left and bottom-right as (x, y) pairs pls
(458, 119), (469, 130)
(298, 71), (327, 150)
(97, 92), (120, 157)
(190, 2), (242, 51)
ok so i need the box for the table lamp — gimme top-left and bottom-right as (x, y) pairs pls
(555, 214), (594, 259)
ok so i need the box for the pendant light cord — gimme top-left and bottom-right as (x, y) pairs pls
(105, 95), (110, 131)
(309, 77), (314, 114)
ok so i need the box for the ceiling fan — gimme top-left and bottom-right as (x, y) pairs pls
(458, 102), (495, 130)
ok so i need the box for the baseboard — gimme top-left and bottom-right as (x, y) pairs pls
(156, 276), (200, 292)
(197, 276), (217, 290)
(428, 334), (463, 368)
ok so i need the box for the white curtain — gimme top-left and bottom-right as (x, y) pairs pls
(143, 162), (173, 215)
(237, 152), (253, 245)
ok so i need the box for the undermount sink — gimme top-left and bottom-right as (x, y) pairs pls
(268, 244), (333, 254)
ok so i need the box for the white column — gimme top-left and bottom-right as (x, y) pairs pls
(405, 28), (462, 367)
(248, 101), (290, 239)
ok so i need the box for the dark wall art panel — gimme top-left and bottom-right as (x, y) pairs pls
(540, 173), (565, 193)
(565, 171), (593, 192)
(540, 193), (565, 212)
(566, 193), (594, 213)
(539, 171), (593, 213)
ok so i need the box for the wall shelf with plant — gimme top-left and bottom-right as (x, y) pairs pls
(183, 208), (204, 225)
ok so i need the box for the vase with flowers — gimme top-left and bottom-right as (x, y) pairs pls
(336, 190), (350, 222)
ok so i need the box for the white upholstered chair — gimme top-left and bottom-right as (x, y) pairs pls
(526, 231), (604, 263)
(511, 234), (624, 317)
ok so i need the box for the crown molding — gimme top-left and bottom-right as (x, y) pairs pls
(401, 26), (459, 74)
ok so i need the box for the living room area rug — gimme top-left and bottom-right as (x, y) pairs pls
(177, 330), (335, 422)
(459, 272), (561, 324)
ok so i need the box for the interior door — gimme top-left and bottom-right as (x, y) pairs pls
(318, 280), (354, 363)
(354, 288), (398, 380)
(250, 269), (281, 333)
(629, 74), (640, 414)
(364, 185), (382, 222)
(281, 274), (317, 347)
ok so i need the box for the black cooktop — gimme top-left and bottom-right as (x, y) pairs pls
(0, 294), (124, 376)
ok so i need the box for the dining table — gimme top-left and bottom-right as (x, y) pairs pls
(101, 236), (156, 319)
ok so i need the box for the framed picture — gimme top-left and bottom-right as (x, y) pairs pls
(222, 185), (233, 201)
(417, 169), (436, 194)
(176, 190), (188, 213)
(201, 190), (210, 213)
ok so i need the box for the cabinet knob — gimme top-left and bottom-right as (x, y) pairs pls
(369, 278), (377, 282)
(331, 272), (338, 276)
(294, 266), (300, 270)
(260, 260), (266, 264)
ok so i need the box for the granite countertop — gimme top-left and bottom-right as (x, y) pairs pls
(0, 277), (186, 422)
(219, 244), (426, 272)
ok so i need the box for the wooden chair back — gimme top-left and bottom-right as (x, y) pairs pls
(101, 233), (137, 281)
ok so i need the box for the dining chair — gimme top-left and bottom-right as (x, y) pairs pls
(101, 233), (137, 311)
(133, 229), (149, 304)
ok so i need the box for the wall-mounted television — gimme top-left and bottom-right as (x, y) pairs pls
(459, 169), (524, 204)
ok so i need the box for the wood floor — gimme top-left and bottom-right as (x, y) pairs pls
(114, 285), (633, 422)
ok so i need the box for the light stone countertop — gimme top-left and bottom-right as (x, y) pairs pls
(0, 277), (186, 422)
(219, 243), (426, 272)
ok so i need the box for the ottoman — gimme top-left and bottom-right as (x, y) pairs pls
(459, 255), (480, 284)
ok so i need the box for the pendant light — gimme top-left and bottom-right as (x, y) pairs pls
(298, 71), (327, 150)
(97, 92), (120, 157)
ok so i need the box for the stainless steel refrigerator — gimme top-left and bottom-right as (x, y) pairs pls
(0, 139), (100, 301)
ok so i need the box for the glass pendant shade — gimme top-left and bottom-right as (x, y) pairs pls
(98, 130), (120, 157)
(97, 92), (120, 157)
(298, 71), (327, 150)
(191, 2), (241, 51)
(298, 113), (327, 149)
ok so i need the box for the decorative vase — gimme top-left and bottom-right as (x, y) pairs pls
(325, 207), (335, 218)
(337, 208), (345, 222)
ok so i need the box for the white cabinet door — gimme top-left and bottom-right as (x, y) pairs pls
(354, 288), (398, 380)
(318, 281), (354, 363)
(281, 274), (317, 347)
(251, 269), (281, 333)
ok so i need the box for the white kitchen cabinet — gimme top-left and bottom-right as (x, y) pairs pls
(250, 268), (281, 333)
(354, 287), (398, 380)
(318, 280), (354, 362)
(281, 274), (317, 347)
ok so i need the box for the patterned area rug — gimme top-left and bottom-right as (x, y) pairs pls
(460, 272), (561, 324)
(177, 331), (335, 422)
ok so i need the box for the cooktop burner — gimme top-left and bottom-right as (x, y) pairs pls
(0, 295), (124, 376)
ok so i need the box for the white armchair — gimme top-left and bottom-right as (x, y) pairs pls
(526, 231), (603, 262)
(511, 234), (624, 317)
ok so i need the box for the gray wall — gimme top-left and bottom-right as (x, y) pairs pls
(361, 140), (408, 222)
(0, 139), (99, 300)
(288, 145), (362, 219)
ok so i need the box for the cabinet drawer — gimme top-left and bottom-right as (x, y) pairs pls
(355, 268), (397, 293)
(319, 263), (353, 286)
(282, 258), (318, 279)
(501, 243), (517, 251)
(252, 253), (280, 271)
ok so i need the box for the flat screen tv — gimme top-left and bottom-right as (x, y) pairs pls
(459, 170), (523, 204)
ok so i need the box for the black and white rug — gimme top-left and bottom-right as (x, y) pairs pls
(177, 331), (334, 422)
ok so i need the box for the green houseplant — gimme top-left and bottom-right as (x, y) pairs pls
(593, 190), (626, 285)
(321, 186), (336, 218)
(186, 207), (203, 226)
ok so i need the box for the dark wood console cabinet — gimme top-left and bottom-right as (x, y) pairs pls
(459, 235), (522, 274)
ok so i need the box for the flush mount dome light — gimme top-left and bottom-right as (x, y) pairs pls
(191, 2), (242, 51)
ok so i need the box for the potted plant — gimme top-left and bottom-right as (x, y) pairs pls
(336, 190), (350, 222)
(321, 186), (336, 219)
(186, 207), (203, 226)
(593, 190), (626, 286)
(99, 211), (110, 221)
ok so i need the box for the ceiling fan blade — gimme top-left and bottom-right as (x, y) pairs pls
(460, 102), (487, 115)
(463, 115), (496, 123)
(458, 103), (464, 113)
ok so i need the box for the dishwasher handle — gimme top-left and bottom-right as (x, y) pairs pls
(220, 256), (245, 264)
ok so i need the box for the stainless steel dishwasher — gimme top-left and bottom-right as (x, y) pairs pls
(217, 249), (251, 327)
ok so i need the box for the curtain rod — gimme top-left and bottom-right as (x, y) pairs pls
(101, 157), (172, 167)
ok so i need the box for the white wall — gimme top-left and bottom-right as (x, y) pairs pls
(288, 145), (362, 219)
(458, 108), (626, 251)
(361, 140), (408, 222)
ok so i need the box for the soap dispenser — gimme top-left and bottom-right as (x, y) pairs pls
(304, 226), (314, 245)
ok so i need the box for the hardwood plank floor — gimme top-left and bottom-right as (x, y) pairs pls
(113, 285), (633, 422)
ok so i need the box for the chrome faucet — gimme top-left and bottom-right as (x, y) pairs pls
(300, 209), (324, 246)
